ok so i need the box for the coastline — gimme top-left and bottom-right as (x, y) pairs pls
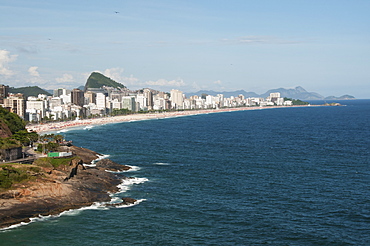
(27, 105), (313, 134)
(0, 146), (139, 230)
(1, 105), (314, 229)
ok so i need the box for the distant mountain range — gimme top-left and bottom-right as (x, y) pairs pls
(185, 86), (355, 100)
(7, 78), (354, 101)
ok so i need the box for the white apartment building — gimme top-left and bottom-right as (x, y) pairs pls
(122, 96), (136, 111)
(136, 94), (147, 111)
(96, 93), (106, 109)
(170, 89), (184, 109)
(26, 96), (46, 122)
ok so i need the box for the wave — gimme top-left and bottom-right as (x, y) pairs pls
(114, 199), (146, 208)
(104, 165), (140, 173)
(57, 129), (70, 133)
(125, 165), (140, 171)
(154, 162), (170, 165)
(83, 125), (94, 130)
(84, 154), (110, 167)
(116, 177), (149, 193)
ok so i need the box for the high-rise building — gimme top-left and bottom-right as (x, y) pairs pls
(71, 89), (85, 106)
(84, 91), (96, 104)
(143, 88), (153, 109)
(170, 89), (184, 109)
(122, 96), (136, 111)
(0, 84), (9, 104)
(3, 93), (26, 119)
(96, 93), (106, 109)
(26, 96), (46, 122)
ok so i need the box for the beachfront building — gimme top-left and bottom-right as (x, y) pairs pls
(26, 96), (47, 122)
(96, 93), (106, 110)
(170, 89), (184, 110)
(143, 89), (153, 110)
(84, 91), (96, 105)
(122, 96), (136, 112)
(71, 89), (85, 107)
(136, 94), (147, 111)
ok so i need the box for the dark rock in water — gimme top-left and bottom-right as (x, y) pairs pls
(96, 159), (131, 172)
(105, 197), (137, 207)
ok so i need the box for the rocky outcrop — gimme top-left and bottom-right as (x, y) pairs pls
(96, 159), (131, 172)
(0, 155), (135, 229)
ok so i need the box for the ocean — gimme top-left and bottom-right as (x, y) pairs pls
(1, 100), (369, 245)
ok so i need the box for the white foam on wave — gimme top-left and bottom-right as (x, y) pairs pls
(84, 154), (110, 167)
(83, 125), (94, 130)
(114, 199), (146, 208)
(125, 165), (140, 172)
(104, 165), (140, 174)
(57, 129), (69, 133)
(116, 177), (149, 193)
(154, 162), (170, 165)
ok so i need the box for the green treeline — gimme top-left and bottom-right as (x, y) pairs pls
(284, 97), (309, 105)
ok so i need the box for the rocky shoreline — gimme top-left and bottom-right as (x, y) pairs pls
(0, 146), (136, 229)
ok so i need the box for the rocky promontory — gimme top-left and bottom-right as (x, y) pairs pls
(0, 146), (136, 229)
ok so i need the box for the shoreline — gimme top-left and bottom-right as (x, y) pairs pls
(0, 147), (140, 230)
(27, 105), (313, 134)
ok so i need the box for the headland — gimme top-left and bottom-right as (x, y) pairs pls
(0, 145), (136, 230)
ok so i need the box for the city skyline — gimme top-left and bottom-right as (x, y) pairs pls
(1, 0), (370, 98)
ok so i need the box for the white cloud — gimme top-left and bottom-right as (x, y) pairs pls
(0, 49), (17, 76)
(56, 73), (74, 83)
(145, 78), (185, 87)
(28, 66), (40, 77)
(214, 80), (222, 85)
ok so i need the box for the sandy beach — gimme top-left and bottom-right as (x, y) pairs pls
(26, 106), (310, 134)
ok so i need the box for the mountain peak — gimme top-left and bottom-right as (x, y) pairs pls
(85, 72), (126, 91)
(294, 86), (307, 93)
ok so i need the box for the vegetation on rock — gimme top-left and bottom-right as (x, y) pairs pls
(284, 97), (309, 105)
(85, 72), (126, 90)
(9, 86), (52, 98)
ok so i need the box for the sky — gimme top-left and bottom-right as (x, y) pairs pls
(1, 0), (369, 98)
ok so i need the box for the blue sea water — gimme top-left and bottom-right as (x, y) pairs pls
(1, 100), (370, 245)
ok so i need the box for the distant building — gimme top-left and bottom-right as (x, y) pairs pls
(122, 96), (136, 111)
(170, 89), (184, 109)
(54, 88), (71, 97)
(84, 91), (96, 105)
(2, 93), (26, 119)
(26, 96), (46, 122)
(143, 88), (153, 110)
(96, 93), (106, 110)
(0, 84), (9, 104)
(71, 89), (84, 107)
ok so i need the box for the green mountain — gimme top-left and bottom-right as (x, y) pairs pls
(84, 72), (126, 91)
(9, 86), (52, 98)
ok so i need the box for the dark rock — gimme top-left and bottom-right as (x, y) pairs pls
(105, 197), (137, 207)
(95, 159), (131, 171)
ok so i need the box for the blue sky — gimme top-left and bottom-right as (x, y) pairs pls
(1, 0), (369, 98)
